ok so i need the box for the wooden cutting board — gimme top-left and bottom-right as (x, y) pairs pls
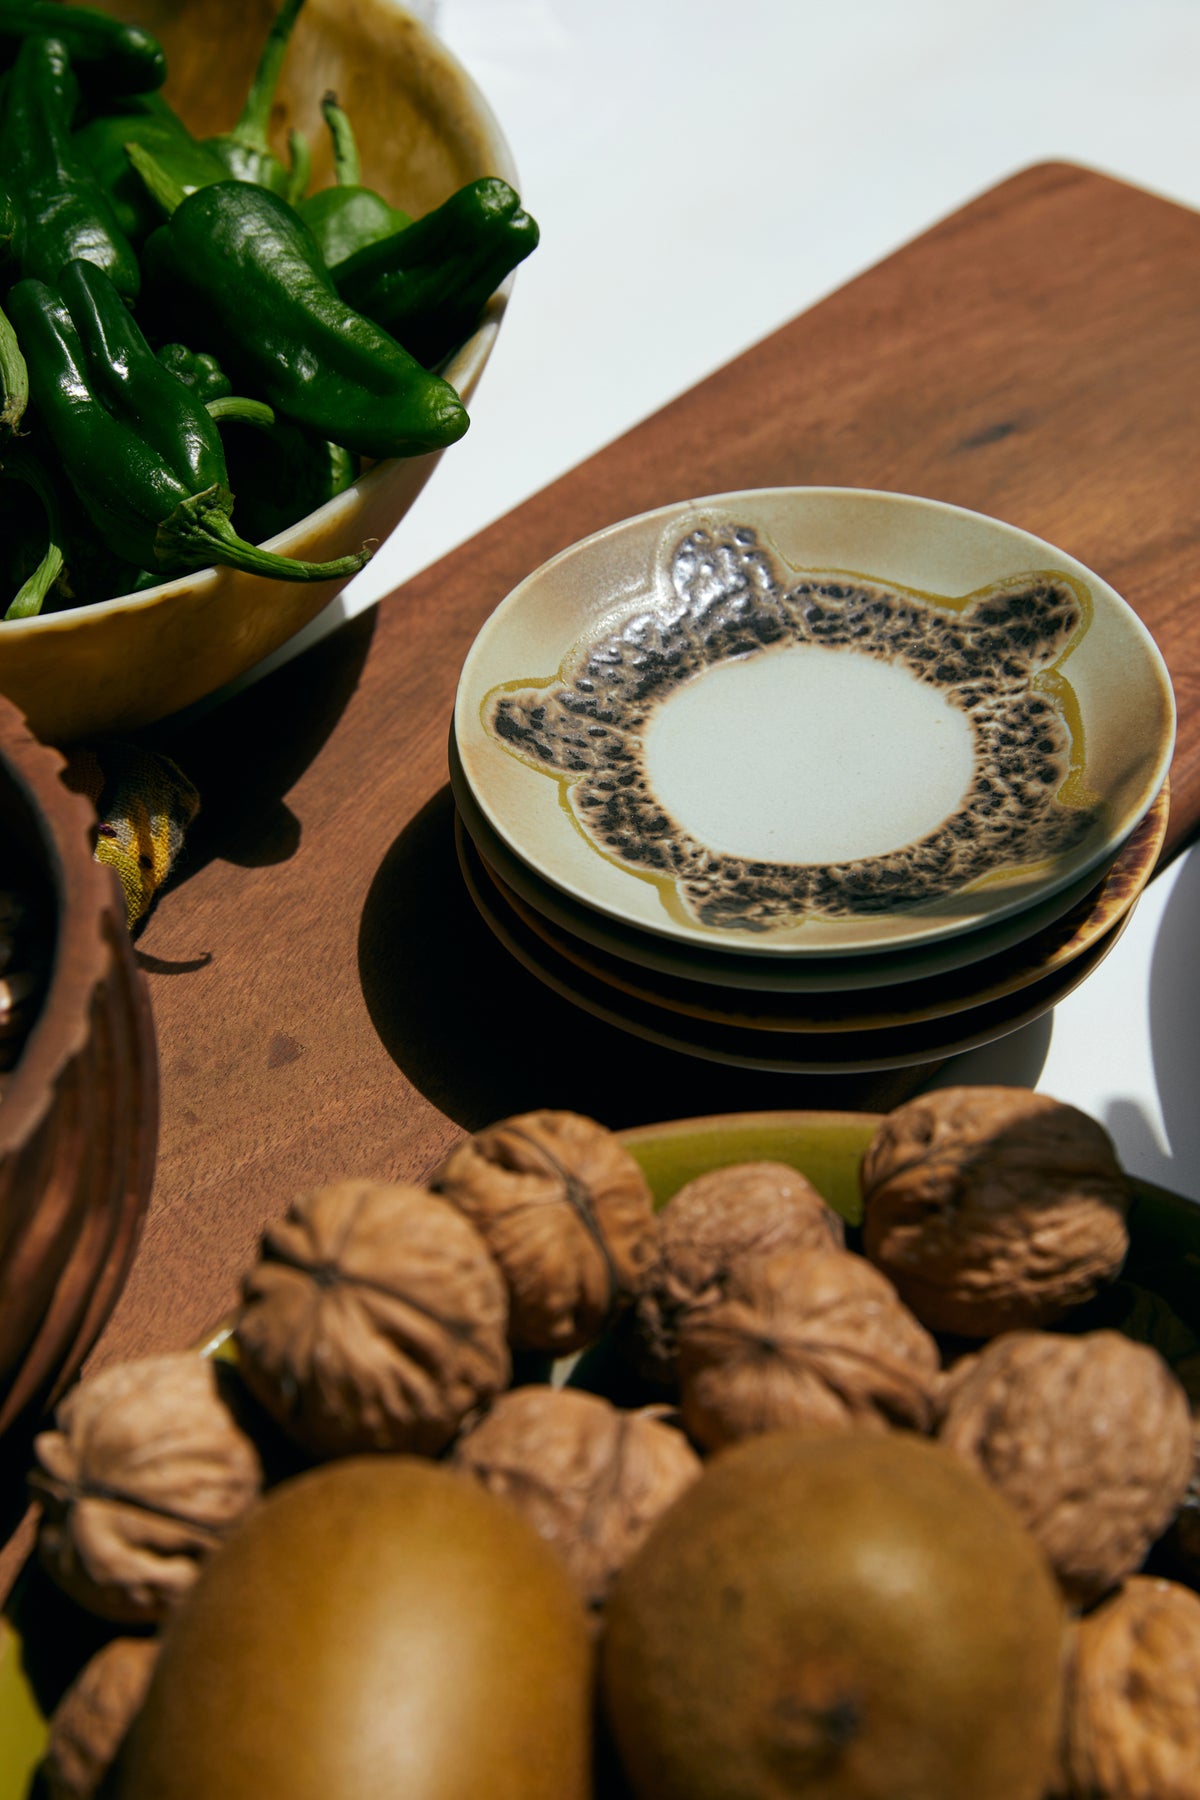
(113, 158), (1200, 1360)
(4, 163), (1198, 1580)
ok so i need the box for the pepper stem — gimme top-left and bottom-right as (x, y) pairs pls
(157, 487), (372, 583)
(0, 298), (28, 434)
(321, 91), (360, 187)
(232, 0), (307, 152)
(7, 539), (63, 619)
(125, 140), (186, 216)
(284, 126), (311, 204)
(205, 395), (276, 428)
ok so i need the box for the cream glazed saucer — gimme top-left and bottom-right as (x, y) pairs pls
(454, 489), (1174, 959)
(448, 725), (1153, 994)
(461, 782), (1167, 1035)
(453, 819), (1137, 1073)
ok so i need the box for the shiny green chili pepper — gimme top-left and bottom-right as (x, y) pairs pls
(6, 423), (143, 608)
(134, 151), (469, 461)
(298, 91), (410, 270)
(0, 0), (165, 92)
(202, 0), (310, 200)
(0, 35), (141, 299)
(56, 509), (141, 606)
(214, 404), (360, 544)
(156, 341), (234, 406)
(8, 259), (373, 584)
(72, 90), (230, 243)
(0, 443), (63, 618)
(334, 177), (539, 368)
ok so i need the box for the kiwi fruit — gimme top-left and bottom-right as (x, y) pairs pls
(115, 1455), (593, 1800)
(600, 1430), (1065, 1800)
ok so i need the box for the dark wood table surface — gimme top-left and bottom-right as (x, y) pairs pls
(111, 158), (1200, 1366)
(3, 162), (1198, 1595)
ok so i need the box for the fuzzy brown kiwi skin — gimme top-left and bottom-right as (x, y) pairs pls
(114, 1455), (594, 1800)
(600, 1430), (1066, 1800)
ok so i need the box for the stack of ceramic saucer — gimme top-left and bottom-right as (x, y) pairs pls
(449, 488), (1175, 1073)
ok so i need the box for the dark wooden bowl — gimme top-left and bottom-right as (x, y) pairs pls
(0, 694), (158, 1457)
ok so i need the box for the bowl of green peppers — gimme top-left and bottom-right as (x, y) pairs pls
(0, 0), (538, 746)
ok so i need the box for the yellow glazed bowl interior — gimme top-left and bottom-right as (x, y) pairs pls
(0, 0), (519, 747)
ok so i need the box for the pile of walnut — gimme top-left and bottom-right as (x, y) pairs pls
(26, 1089), (1200, 1800)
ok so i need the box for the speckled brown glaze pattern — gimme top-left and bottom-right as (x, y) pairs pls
(487, 524), (1101, 931)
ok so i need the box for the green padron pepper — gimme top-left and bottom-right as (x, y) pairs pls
(133, 153), (469, 460)
(334, 177), (539, 368)
(298, 91), (410, 270)
(201, 0), (309, 200)
(0, 442), (63, 618)
(216, 409), (359, 545)
(0, 0), (165, 92)
(8, 259), (374, 584)
(0, 34), (141, 298)
(73, 90), (230, 244)
(156, 341), (234, 406)
(156, 341), (355, 538)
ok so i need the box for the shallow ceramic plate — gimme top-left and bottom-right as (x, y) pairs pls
(462, 782), (1167, 1034)
(450, 724), (1156, 993)
(454, 489), (1175, 958)
(456, 819), (1136, 1072)
(3, 1112), (1197, 1797)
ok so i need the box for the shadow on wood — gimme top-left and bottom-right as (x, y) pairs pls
(144, 610), (378, 891)
(356, 785), (936, 1148)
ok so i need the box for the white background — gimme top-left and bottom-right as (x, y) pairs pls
(282, 2), (1200, 1198)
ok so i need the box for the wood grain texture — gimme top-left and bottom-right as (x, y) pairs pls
(74, 159), (1200, 1390)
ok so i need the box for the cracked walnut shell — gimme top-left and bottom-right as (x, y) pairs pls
(43, 1636), (160, 1800)
(938, 1330), (1193, 1608)
(629, 1160), (846, 1386)
(450, 1384), (701, 1618)
(31, 1355), (263, 1624)
(861, 1086), (1130, 1336)
(1053, 1576), (1200, 1800)
(430, 1110), (657, 1354)
(677, 1245), (941, 1452)
(234, 1180), (511, 1458)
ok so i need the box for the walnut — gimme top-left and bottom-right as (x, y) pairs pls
(628, 1160), (846, 1386)
(234, 1180), (511, 1458)
(676, 1245), (941, 1453)
(450, 1384), (701, 1618)
(430, 1110), (658, 1354)
(31, 1355), (263, 1623)
(43, 1636), (160, 1800)
(1053, 1576), (1200, 1800)
(1162, 1354), (1200, 1580)
(938, 1330), (1193, 1608)
(860, 1086), (1130, 1336)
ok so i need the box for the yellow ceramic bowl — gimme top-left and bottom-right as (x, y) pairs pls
(0, 0), (519, 747)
